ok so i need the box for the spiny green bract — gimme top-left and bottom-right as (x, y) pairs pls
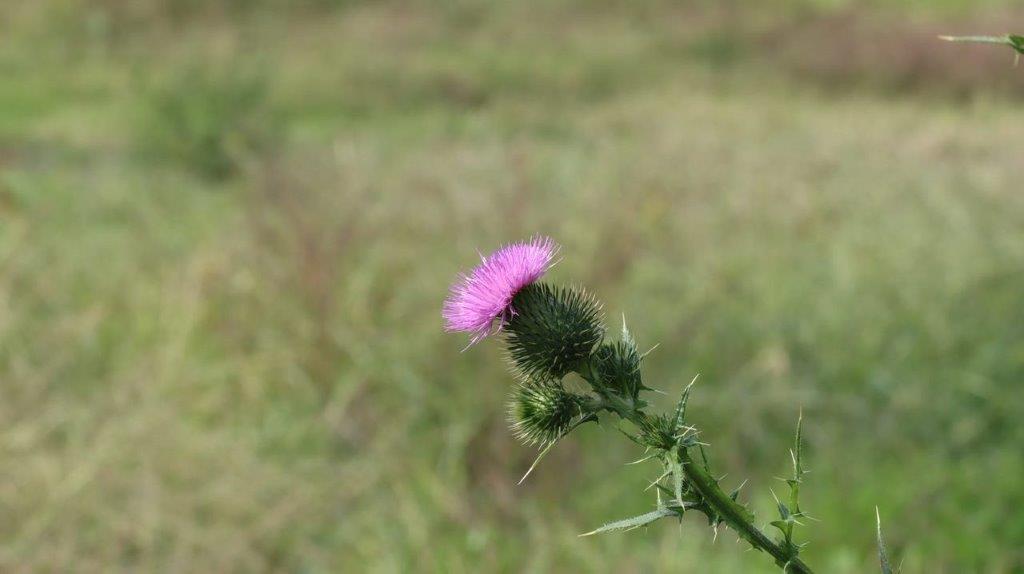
(505, 283), (603, 379)
(592, 340), (642, 400)
(636, 413), (680, 452)
(507, 380), (583, 446)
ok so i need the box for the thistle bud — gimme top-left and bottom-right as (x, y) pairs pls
(591, 340), (642, 400)
(636, 414), (677, 451)
(504, 283), (604, 379)
(507, 380), (583, 446)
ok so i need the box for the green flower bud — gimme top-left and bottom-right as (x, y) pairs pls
(636, 414), (677, 452)
(507, 380), (583, 446)
(591, 340), (642, 400)
(504, 283), (604, 379)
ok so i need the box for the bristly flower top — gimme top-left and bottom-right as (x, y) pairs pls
(442, 236), (559, 346)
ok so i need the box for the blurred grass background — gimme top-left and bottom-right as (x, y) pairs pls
(2, 0), (1023, 572)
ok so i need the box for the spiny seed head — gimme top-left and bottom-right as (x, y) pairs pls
(505, 283), (604, 379)
(508, 380), (582, 446)
(592, 340), (642, 400)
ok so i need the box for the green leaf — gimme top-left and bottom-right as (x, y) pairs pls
(789, 411), (805, 516)
(793, 411), (803, 477)
(698, 443), (712, 474)
(1010, 35), (1024, 55)
(580, 507), (677, 536)
(672, 375), (698, 433)
(877, 507), (894, 574)
(621, 314), (636, 351)
(728, 479), (746, 501)
(770, 520), (792, 538)
(777, 501), (791, 520)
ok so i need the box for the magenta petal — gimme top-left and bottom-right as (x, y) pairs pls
(443, 236), (559, 345)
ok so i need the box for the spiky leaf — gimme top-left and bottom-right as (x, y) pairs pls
(621, 314), (636, 351)
(789, 412), (805, 516)
(580, 507), (677, 536)
(636, 414), (677, 451)
(672, 376), (697, 433)
(877, 507), (893, 574)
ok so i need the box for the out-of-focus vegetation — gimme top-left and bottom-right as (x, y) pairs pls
(1, 0), (1023, 572)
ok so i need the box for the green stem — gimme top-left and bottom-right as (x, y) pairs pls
(679, 448), (814, 574)
(610, 407), (814, 572)
(574, 357), (814, 573)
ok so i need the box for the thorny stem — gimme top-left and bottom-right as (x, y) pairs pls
(678, 447), (814, 574)
(578, 359), (814, 573)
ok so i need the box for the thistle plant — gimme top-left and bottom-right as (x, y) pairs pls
(443, 237), (822, 573)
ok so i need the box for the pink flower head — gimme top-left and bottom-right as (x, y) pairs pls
(443, 236), (559, 346)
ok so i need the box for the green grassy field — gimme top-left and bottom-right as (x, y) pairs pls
(2, 1), (1023, 572)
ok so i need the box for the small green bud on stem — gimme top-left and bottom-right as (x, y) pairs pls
(508, 380), (586, 446)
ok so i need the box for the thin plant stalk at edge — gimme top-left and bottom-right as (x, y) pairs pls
(940, 34), (1024, 64)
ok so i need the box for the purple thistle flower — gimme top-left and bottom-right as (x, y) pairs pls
(443, 236), (559, 346)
